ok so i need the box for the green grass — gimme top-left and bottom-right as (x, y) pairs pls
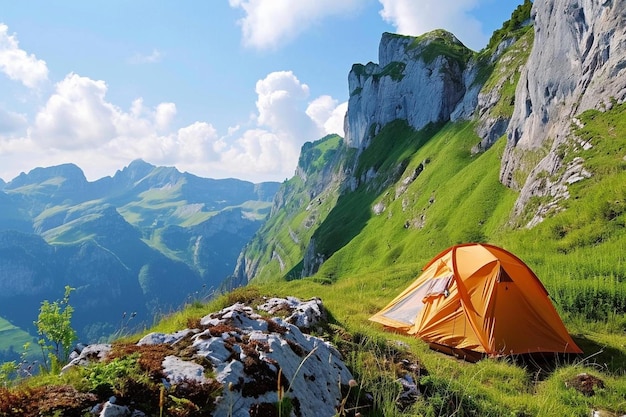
(408, 30), (473, 67)
(234, 135), (349, 284)
(0, 317), (34, 356)
(485, 0), (533, 52)
(3, 11), (626, 414)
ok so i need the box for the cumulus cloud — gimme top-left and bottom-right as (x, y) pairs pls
(155, 102), (177, 131)
(255, 71), (317, 138)
(229, 0), (362, 49)
(306, 95), (347, 136)
(1, 67), (345, 183)
(0, 23), (48, 88)
(30, 73), (117, 149)
(176, 71), (345, 181)
(378, 0), (487, 50)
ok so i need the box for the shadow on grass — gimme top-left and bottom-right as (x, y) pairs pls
(505, 335), (626, 382)
(571, 335), (626, 373)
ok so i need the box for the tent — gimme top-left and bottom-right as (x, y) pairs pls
(369, 243), (582, 358)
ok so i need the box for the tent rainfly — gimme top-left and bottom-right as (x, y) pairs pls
(369, 243), (582, 359)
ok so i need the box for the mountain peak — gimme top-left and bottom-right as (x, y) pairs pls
(346, 29), (471, 149)
(110, 159), (156, 185)
(6, 163), (87, 189)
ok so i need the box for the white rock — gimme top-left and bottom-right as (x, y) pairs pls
(345, 32), (469, 150)
(137, 329), (194, 346)
(99, 401), (131, 417)
(161, 355), (207, 384)
(61, 344), (111, 373)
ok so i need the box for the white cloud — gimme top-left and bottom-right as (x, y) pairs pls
(176, 71), (345, 181)
(176, 122), (222, 160)
(155, 102), (177, 131)
(229, 0), (362, 49)
(1, 68), (345, 183)
(30, 73), (117, 149)
(255, 71), (317, 139)
(306, 95), (347, 136)
(325, 101), (348, 136)
(378, 0), (487, 50)
(0, 23), (48, 88)
(129, 48), (163, 64)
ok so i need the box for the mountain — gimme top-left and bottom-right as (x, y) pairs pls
(231, 0), (625, 321)
(0, 160), (279, 357)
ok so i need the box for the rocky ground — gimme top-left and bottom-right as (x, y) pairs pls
(6, 297), (366, 417)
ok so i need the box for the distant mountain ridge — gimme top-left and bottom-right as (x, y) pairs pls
(0, 160), (279, 357)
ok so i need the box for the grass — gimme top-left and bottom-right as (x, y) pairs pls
(233, 135), (349, 284)
(256, 274), (626, 416)
(0, 318), (33, 358)
(122, 93), (622, 416)
(408, 30), (473, 68)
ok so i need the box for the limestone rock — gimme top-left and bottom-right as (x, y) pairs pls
(72, 298), (354, 417)
(345, 31), (471, 150)
(502, 0), (626, 217)
(62, 344), (112, 373)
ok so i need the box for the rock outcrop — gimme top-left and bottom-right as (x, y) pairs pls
(344, 31), (472, 150)
(502, 0), (626, 220)
(62, 297), (355, 417)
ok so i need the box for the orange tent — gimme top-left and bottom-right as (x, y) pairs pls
(369, 243), (581, 358)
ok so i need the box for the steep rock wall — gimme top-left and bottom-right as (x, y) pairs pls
(502, 0), (626, 218)
(344, 31), (471, 150)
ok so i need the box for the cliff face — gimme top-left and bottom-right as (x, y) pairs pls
(346, 0), (626, 226)
(502, 0), (626, 221)
(344, 31), (473, 150)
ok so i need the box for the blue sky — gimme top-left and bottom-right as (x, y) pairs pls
(0, 0), (524, 183)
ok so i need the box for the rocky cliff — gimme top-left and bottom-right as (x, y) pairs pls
(233, 0), (626, 283)
(344, 31), (472, 151)
(502, 0), (626, 223)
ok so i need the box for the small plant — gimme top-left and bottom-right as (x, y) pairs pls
(0, 342), (34, 387)
(336, 378), (359, 417)
(0, 361), (18, 387)
(84, 354), (142, 397)
(34, 286), (78, 371)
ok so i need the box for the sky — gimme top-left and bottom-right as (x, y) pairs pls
(0, 0), (524, 184)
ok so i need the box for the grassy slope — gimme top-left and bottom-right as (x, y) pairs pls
(4, 4), (625, 414)
(251, 104), (626, 415)
(240, 134), (348, 283)
(0, 318), (33, 356)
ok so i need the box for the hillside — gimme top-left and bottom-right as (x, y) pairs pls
(0, 160), (279, 359)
